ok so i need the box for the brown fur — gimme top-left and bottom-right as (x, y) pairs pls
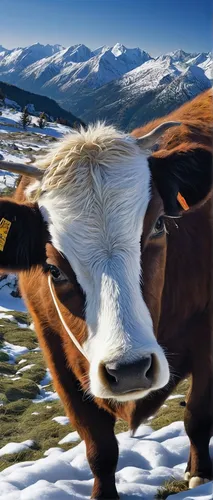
(133, 89), (212, 149)
(0, 89), (212, 498)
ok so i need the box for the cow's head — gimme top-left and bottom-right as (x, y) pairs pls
(0, 123), (211, 402)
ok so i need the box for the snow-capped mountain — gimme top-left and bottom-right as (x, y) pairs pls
(0, 41), (212, 129)
(125, 64), (211, 129)
(166, 49), (193, 63)
(0, 45), (9, 62)
(62, 57), (211, 130)
(198, 53), (212, 81)
(0, 42), (152, 95)
(119, 56), (181, 95)
(0, 43), (64, 83)
(18, 44), (94, 92)
(41, 45), (152, 99)
(111, 43), (151, 69)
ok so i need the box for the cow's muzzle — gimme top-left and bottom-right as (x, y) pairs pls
(102, 355), (155, 394)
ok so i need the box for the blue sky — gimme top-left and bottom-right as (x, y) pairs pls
(1, 0), (212, 56)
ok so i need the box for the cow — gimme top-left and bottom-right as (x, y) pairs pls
(0, 89), (212, 499)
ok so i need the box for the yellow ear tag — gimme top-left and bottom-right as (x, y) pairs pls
(0, 218), (12, 251)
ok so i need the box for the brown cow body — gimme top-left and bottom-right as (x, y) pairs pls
(0, 90), (212, 498)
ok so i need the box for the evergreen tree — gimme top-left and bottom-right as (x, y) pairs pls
(0, 88), (5, 103)
(20, 106), (31, 130)
(38, 111), (47, 129)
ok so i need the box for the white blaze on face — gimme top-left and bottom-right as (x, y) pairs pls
(35, 123), (169, 401)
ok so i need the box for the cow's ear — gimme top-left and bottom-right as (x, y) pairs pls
(149, 147), (212, 216)
(0, 199), (47, 272)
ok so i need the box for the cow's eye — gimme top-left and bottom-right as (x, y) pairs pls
(48, 265), (68, 283)
(151, 216), (166, 237)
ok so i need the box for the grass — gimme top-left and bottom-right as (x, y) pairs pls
(0, 313), (78, 471)
(0, 399), (79, 471)
(5, 310), (31, 325)
(0, 377), (39, 402)
(0, 323), (38, 350)
(115, 419), (129, 434)
(150, 378), (189, 431)
(0, 310), (190, 498)
(0, 352), (9, 362)
(155, 479), (189, 499)
(17, 351), (47, 384)
(0, 362), (16, 375)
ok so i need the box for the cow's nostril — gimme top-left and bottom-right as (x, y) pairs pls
(103, 355), (155, 395)
(145, 354), (154, 381)
(104, 364), (120, 386)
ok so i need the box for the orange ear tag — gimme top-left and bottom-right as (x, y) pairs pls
(0, 218), (11, 251)
(177, 192), (189, 211)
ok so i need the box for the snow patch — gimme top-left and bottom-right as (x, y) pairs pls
(17, 363), (35, 374)
(44, 448), (65, 457)
(59, 432), (80, 444)
(40, 369), (52, 387)
(1, 341), (29, 363)
(0, 422), (212, 499)
(33, 390), (59, 404)
(0, 276), (26, 312)
(0, 440), (35, 457)
(52, 417), (70, 426)
(168, 394), (185, 400)
(18, 359), (27, 365)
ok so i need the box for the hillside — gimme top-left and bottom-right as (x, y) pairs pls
(0, 81), (84, 127)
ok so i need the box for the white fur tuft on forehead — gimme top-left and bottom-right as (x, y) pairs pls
(27, 122), (140, 200)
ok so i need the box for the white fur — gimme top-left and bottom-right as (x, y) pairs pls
(28, 123), (170, 401)
(184, 472), (191, 482)
(189, 477), (210, 488)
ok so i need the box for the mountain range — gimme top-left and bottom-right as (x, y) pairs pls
(0, 42), (212, 129)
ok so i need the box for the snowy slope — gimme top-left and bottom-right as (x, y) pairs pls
(0, 46), (8, 61)
(0, 100), (72, 311)
(117, 56), (180, 95)
(0, 105), (71, 138)
(166, 49), (193, 63)
(198, 53), (212, 82)
(157, 65), (211, 100)
(111, 43), (152, 71)
(0, 80), (84, 128)
(164, 50), (212, 81)
(0, 421), (212, 499)
(0, 101), (71, 205)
